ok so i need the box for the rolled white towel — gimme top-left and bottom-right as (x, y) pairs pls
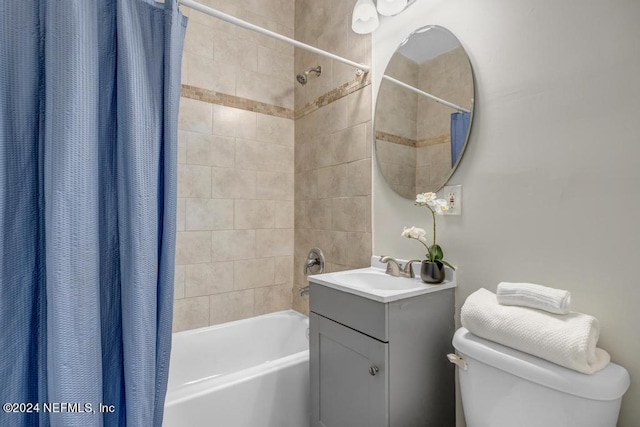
(461, 288), (610, 374)
(497, 281), (571, 314)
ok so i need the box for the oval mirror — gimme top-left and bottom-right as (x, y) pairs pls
(374, 25), (475, 199)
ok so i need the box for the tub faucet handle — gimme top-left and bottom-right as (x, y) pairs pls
(304, 248), (325, 275)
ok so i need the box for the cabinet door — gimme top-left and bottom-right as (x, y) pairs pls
(310, 313), (388, 427)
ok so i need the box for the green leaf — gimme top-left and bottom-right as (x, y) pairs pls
(425, 246), (435, 262)
(441, 260), (456, 270)
(431, 244), (444, 260)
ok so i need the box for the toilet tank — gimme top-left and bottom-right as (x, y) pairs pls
(452, 328), (630, 427)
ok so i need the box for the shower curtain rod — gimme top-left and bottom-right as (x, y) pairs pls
(178, 0), (370, 74)
(382, 75), (471, 114)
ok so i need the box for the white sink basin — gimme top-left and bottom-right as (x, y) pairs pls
(334, 271), (422, 291)
(308, 265), (455, 303)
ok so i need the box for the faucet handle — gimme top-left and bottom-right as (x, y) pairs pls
(403, 260), (421, 278)
(379, 256), (400, 275)
(304, 248), (325, 275)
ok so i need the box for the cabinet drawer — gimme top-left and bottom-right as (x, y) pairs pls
(309, 282), (387, 342)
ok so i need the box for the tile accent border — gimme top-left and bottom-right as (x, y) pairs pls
(417, 134), (450, 147)
(294, 73), (371, 120)
(375, 130), (416, 147)
(181, 72), (371, 121)
(375, 130), (450, 148)
(181, 84), (295, 120)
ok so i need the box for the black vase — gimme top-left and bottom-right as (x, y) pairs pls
(420, 260), (445, 284)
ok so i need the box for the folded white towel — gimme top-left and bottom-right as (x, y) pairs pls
(461, 288), (610, 374)
(497, 281), (571, 314)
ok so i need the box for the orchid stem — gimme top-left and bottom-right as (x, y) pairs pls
(428, 206), (436, 247)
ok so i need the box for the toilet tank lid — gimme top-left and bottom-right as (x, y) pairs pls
(453, 328), (630, 401)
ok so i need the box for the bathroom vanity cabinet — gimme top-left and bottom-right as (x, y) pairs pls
(308, 274), (456, 427)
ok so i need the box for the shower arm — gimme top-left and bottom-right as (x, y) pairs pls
(178, 0), (370, 76)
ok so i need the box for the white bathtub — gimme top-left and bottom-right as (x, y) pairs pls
(163, 310), (310, 427)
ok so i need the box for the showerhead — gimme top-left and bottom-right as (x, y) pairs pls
(296, 66), (322, 85)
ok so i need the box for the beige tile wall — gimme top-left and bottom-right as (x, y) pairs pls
(294, 0), (370, 109)
(417, 47), (473, 142)
(415, 46), (472, 191)
(376, 139), (416, 199)
(174, 0), (373, 325)
(415, 143), (451, 193)
(376, 53), (418, 141)
(374, 53), (419, 196)
(174, 0), (295, 332)
(293, 0), (372, 315)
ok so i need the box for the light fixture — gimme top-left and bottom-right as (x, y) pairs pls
(352, 0), (379, 35)
(351, 0), (416, 34)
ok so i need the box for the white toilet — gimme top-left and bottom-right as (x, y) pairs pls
(452, 327), (630, 427)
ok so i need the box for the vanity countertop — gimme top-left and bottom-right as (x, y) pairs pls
(308, 263), (456, 303)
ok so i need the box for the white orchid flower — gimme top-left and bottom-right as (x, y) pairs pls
(432, 198), (449, 214)
(402, 226), (432, 257)
(403, 193), (455, 270)
(401, 226), (426, 240)
(415, 192), (437, 205)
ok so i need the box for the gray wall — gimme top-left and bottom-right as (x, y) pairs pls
(372, 0), (640, 425)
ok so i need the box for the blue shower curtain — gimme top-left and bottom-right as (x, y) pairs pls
(0, 1), (186, 426)
(450, 112), (470, 167)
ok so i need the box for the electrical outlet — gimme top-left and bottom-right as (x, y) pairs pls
(442, 185), (462, 215)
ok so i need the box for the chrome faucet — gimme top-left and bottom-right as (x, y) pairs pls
(304, 248), (325, 275)
(379, 256), (421, 279)
(298, 286), (310, 297)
